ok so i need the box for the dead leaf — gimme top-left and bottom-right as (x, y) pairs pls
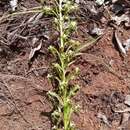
(114, 107), (130, 113)
(122, 113), (130, 124)
(124, 39), (130, 51)
(96, 0), (105, 5)
(112, 0), (119, 3)
(29, 42), (42, 61)
(27, 13), (43, 26)
(75, 0), (80, 4)
(97, 113), (112, 127)
(90, 26), (104, 36)
(118, 113), (130, 130)
(10, 0), (18, 11)
(114, 31), (127, 55)
(112, 14), (130, 26)
(84, 1), (98, 14)
(112, 103), (130, 113)
(125, 95), (130, 106)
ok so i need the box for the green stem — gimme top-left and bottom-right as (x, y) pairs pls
(59, 0), (64, 50)
(58, 1), (71, 130)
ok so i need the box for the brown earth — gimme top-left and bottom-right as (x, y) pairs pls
(0, 0), (130, 130)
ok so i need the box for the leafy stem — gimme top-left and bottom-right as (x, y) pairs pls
(48, 1), (81, 130)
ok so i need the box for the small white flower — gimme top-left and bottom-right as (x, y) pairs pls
(70, 21), (77, 28)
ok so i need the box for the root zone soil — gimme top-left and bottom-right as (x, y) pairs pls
(0, 0), (130, 130)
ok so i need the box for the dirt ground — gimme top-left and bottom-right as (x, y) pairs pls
(0, 0), (130, 130)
